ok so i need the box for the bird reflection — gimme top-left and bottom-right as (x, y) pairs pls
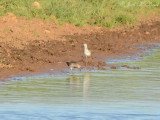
(67, 75), (81, 90)
(82, 72), (90, 101)
(67, 72), (90, 102)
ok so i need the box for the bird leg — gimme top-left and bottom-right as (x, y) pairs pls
(85, 56), (88, 67)
(71, 68), (74, 74)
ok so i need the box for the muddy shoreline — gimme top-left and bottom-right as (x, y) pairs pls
(0, 14), (160, 80)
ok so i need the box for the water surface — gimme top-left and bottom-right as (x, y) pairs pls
(0, 49), (160, 120)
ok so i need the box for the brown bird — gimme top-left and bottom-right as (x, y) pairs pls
(66, 62), (81, 73)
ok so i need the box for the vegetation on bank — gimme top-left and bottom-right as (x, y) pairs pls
(0, 0), (160, 28)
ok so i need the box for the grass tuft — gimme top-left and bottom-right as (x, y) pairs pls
(0, 0), (160, 28)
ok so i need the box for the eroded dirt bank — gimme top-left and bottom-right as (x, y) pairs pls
(0, 14), (160, 80)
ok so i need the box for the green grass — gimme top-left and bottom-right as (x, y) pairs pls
(0, 0), (160, 28)
(3, 28), (10, 34)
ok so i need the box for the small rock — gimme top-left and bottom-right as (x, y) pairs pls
(111, 66), (117, 69)
(50, 14), (58, 24)
(7, 13), (15, 17)
(122, 65), (128, 67)
(7, 13), (17, 22)
(145, 31), (150, 35)
(45, 30), (50, 34)
(32, 1), (42, 9)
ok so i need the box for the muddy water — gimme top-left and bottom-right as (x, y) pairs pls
(0, 49), (160, 120)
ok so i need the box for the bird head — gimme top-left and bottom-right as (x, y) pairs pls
(66, 62), (70, 66)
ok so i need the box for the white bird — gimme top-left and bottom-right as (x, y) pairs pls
(83, 43), (91, 66)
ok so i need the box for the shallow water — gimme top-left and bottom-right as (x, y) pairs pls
(0, 49), (160, 120)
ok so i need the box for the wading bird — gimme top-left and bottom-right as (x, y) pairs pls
(66, 62), (81, 73)
(83, 43), (91, 66)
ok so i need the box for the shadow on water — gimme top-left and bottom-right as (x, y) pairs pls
(0, 49), (160, 120)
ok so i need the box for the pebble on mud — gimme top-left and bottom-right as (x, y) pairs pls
(45, 30), (51, 34)
(145, 31), (150, 35)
